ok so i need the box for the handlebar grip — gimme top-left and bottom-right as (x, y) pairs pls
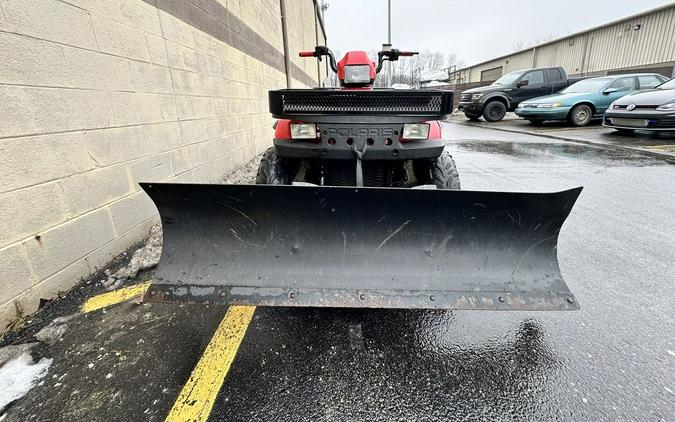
(299, 51), (315, 57)
(399, 51), (418, 56)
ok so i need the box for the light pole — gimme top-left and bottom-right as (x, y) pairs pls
(387, 0), (391, 87)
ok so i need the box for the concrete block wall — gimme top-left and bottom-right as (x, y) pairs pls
(0, 0), (326, 328)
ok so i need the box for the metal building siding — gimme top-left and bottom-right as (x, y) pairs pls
(452, 5), (675, 82)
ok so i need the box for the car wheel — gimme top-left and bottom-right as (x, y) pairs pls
(482, 101), (507, 122)
(568, 104), (593, 126)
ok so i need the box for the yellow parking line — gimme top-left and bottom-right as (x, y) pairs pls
(81, 282), (151, 313)
(165, 305), (256, 422)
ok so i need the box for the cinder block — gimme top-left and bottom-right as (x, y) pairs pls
(179, 119), (210, 144)
(27, 258), (89, 303)
(109, 192), (158, 237)
(0, 32), (70, 87)
(170, 68), (201, 96)
(165, 40), (188, 70)
(0, 131), (94, 192)
(170, 148), (191, 175)
(63, 46), (134, 91)
(24, 86), (114, 135)
(24, 207), (115, 280)
(85, 216), (156, 273)
(64, 0), (162, 36)
(84, 122), (183, 166)
(158, 95), (180, 122)
(158, 9), (195, 47)
(176, 96), (214, 120)
(129, 153), (174, 183)
(145, 33), (168, 66)
(0, 85), (38, 137)
(1, 0), (97, 49)
(110, 92), (167, 126)
(91, 15), (150, 62)
(59, 165), (133, 217)
(129, 61), (174, 94)
(0, 182), (69, 248)
(0, 243), (36, 306)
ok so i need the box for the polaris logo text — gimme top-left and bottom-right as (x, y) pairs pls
(325, 127), (396, 138)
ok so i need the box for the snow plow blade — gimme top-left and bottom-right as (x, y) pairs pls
(140, 183), (581, 311)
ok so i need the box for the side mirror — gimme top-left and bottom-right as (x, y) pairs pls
(603, 87), (618, 95)
(516, 80), (529, 88)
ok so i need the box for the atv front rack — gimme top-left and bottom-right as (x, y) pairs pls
(269, 89), (453, 122)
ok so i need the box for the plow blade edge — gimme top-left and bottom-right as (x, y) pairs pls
(141, 183), (581, 311)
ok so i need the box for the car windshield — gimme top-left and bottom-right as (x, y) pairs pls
(658, 78), (675, 89)
(562, 78), (613, 93)
(492, 70), (526, 86)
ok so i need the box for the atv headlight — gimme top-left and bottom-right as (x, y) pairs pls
(290, 123), (317, 139)
(344, 65), (371, 84)
(471, 93), (484, 100)
(402, 123), (430, 140)
(656, 102), (675, 111)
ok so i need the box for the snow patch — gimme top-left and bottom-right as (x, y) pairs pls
(0, 349), (52, 413)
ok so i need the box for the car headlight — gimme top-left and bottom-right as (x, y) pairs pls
(471, 93), (483, 100)
(290, 123), (317, 139)
(656, 102), (675, 111)
(402, 123), (430, 140)
(344, 65), (371, 84)
(536, 103), (562, 108)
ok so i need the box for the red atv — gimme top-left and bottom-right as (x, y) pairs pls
(256, 46), (460, 189)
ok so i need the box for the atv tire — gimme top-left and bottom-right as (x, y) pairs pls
(256, 147), (292, 185)
(482, 100), (507, 122)
(431, 150), (461, 190)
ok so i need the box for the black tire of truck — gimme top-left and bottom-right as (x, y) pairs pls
(255, 147), (293, 184)
(482, 101), (507, 122)
(431, 150), (461, 190)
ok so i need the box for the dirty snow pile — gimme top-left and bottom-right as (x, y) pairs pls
(0, 343), (52, 414)
(103, 224), (163, 290)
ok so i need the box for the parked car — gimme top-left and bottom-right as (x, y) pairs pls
(604, 77), (675, 132)
(457, 66), (583, 122)
(515, 73), (668, 126)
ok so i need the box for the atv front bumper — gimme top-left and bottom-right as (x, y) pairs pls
(274, 137), (444, 160)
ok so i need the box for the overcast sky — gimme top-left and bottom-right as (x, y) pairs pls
(322, 0), (674, 67)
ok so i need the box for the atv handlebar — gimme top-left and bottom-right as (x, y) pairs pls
(299, 46), (338, 72)
(376, 49), (418, 73)
(299, 46), (418, 76)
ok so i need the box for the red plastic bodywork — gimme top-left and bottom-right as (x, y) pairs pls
(428, 121), (442, 140)
(336, 51), (376, 85)
(274, 119), (292, 140)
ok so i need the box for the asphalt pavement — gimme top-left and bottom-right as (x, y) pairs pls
(2, 121), (673, 421)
